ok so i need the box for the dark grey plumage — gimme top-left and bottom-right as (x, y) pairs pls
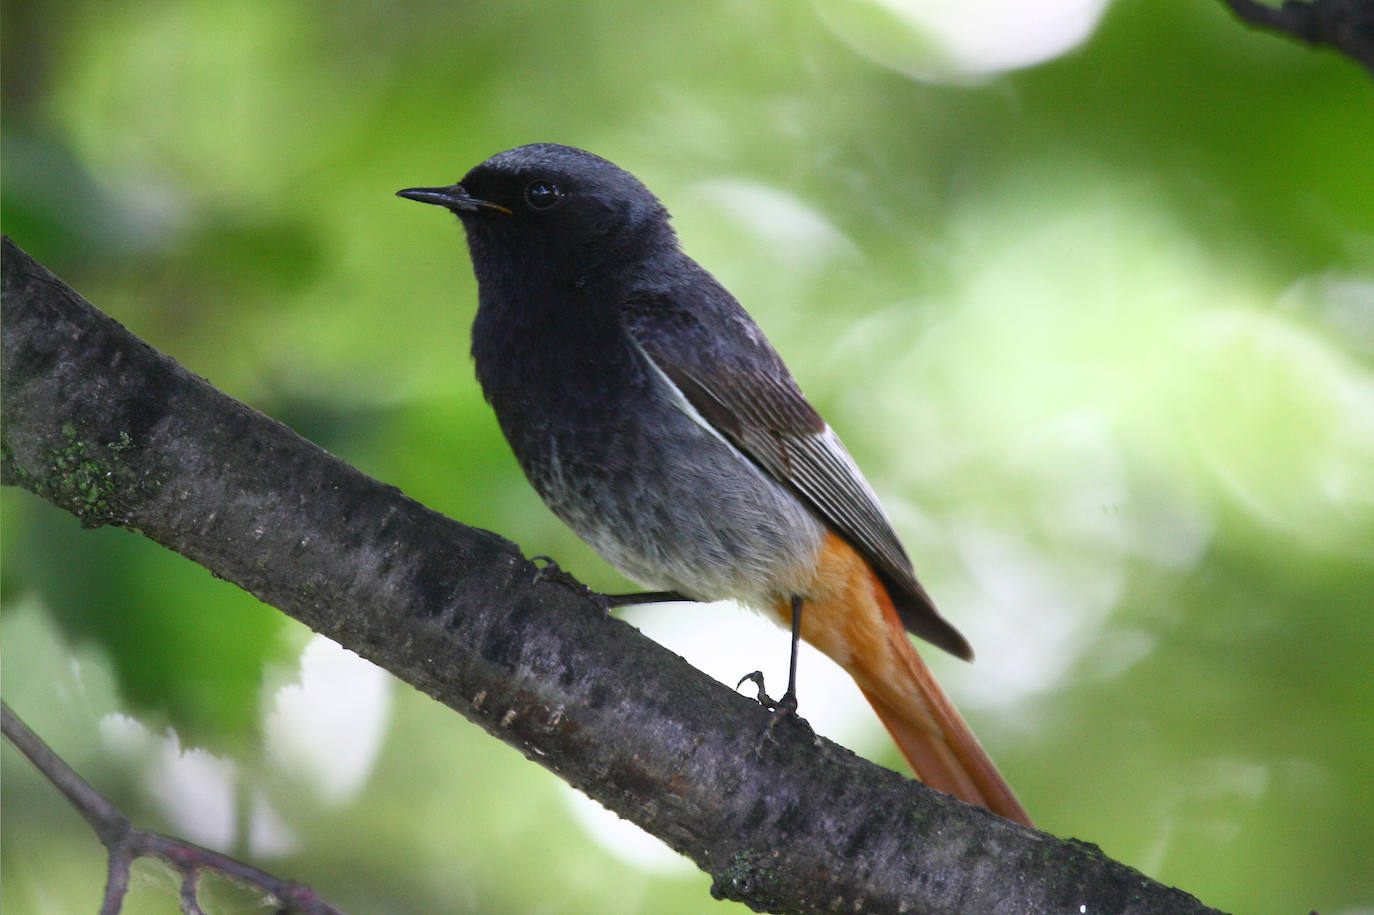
(399, 143), (971, 660)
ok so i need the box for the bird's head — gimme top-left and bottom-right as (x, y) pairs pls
(399, 143), (675, 282)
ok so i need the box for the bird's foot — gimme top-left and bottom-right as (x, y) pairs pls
(736, 671), (801, 755)
(530, 556), (606, 606)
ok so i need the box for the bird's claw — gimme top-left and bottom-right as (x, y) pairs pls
(736, 670), (776, 708)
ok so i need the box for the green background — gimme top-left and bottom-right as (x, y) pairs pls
(3, 1), (1372, 912)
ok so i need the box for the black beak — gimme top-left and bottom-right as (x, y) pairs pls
(396, 184), (511, 215)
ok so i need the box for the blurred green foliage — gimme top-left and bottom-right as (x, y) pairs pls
(3, 0), (1372, 913)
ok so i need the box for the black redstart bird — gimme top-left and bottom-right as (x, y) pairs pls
(399, 143), (1032, 826)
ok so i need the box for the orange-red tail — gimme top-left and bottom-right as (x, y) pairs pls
(778, 533), (1033, 827)
(856, 665), (1032, 827)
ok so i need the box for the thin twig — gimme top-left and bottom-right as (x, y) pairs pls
(1220, 0), (1374, 74)
(2, 701), (346, 915)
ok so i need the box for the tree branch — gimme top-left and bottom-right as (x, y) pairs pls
(1219, 0), (1374, 74)
(0, 235), (1225, 914)
(1, 701), (344, 915)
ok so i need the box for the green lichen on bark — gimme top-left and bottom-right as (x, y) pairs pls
(28, 422), (135, 528)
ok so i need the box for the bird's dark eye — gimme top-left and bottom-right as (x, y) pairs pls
(524, 179), (562, 211)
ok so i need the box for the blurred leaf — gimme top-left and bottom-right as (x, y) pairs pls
(4, 497), (291, 748)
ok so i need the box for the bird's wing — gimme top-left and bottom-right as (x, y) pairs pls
(623, 284), (973, 660)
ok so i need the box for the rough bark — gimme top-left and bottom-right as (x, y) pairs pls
(1, 235), (1225, 915)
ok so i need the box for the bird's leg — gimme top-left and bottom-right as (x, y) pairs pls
(532, 558), (696, 610)
(737, 593), (803, 706)
(602, 590), (694, 608)
(738, 596), (807, 754)
(777, 593), (803, 716)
